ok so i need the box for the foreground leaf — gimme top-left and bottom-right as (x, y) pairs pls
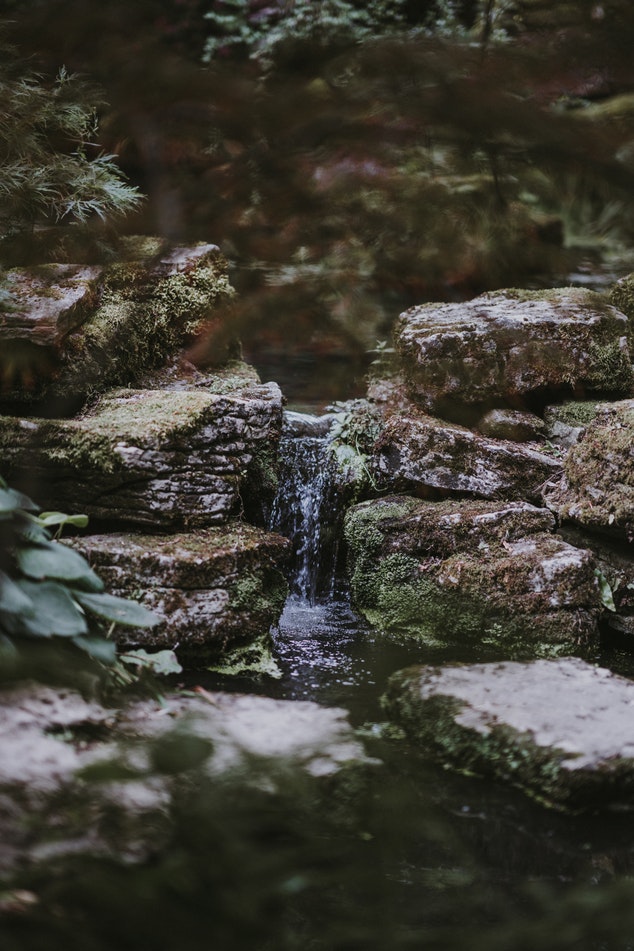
(120, 648), (182, 676)
(74, 590), (160, 628)
(0, 571), (34, 615)
(72, 635), (118, 665)
(15, 541), (104, 591)
(14, 580), (88, 637)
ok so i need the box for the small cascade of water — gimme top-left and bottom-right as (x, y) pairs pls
(269, 410), (342, 604)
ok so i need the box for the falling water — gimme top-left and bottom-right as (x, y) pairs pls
(269, 410), (342, 604)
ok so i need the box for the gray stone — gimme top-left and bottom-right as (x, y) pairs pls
(543, 400), (605, 449)
(395, 288), (632, 417)
(0, 380), (283, 529)
(0, 682), (374, 877)
(477, 408), (545, 442)
(345, 495), (601, 656)
(0, 264), (102, 346)
(383, 657), (634, 811)
(73, 524), (289, 657)
(543, 399), (634, 542)
(374, 411), (561, 503)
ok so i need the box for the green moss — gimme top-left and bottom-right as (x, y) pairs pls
(59, 249), (235, 398)
(608, 274), (634, 351)
(586, 341), (634, 394)
(205, 631), (282, 679)
(229, 568), (288, 618)
(546, 400), (603, 427)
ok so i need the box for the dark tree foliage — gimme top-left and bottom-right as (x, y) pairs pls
(3, 1), (634, 397)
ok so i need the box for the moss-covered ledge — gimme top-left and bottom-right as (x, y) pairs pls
(0, 378), (283, 529)
(344, 496), (602, 658)
(72, 523), (290, 664)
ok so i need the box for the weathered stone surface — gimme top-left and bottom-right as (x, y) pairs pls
(0, 683), (373, 877)
(374, 411), (561, 503)
(477, 407), (545, 442)
(0, 241), (235, 407)
(345, 495), (601, 656)
(395, 288), (632, 418)
(73, 524), (289, 656)
(543, 399), (634, 542)
(383, 657), (634, 811)
(0, 380), (283, 529)
(0, 264), (102, 346)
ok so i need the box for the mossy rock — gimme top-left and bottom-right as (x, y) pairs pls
(72, 524), (289, 662)
(0, 379), (283, 529)
(543, 398), (634, 543)
(383, 657), (634, 811)
(395, 287), (633, 420)
(345, 496), (601, 658)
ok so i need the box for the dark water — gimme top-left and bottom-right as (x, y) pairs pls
(189, 412), (634, 951)
(7, 414), (634, 951)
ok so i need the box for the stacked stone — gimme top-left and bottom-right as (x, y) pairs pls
(0, 240), (289, 661)
(340, 282), (634, 809)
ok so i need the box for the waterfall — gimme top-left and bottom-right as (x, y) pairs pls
(269, 411), (342, 604)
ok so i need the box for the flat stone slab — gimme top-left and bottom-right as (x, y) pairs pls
(73, 524), (289, 656)
(384, 657), (634, 811)
(395, 288), (632, 416)
(0, 380), (283, 529)
(0, 264), (102, 345)
(0, 683), (372, 877)
(374, 410), (561, 503)
(544, 399), (634, 543)
(0, 241), (234, 406)
(345, 496), (601, 656)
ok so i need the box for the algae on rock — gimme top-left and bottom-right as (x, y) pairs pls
(345, 496), (602, 658)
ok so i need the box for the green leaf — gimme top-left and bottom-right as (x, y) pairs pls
(39, 511), (90, 530)
(74, 591), (160, 628)
(0, 487), (37, 515)
(14, 513), (51, 544)
(72, 635), (117, 665)
(595, 569), (616, 612)
(120, 648), (182, 676)
(13, 580), (88, 637)
(0, 571), (34, 615)
(15, 541), (104, 591)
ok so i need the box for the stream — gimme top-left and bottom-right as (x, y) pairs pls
(194, 408), (634, 951)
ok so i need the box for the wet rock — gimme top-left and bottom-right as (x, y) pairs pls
(477, 408), (546, 442)
(73, 524), (290, 659)
(543, 399), (634, 542)
(345, 495), (601, 657)
(374, 411), (561, 503)
(0, 264), (102, 347)
(0, 380), (283, 529)
(383, 657), (634, 811)
(0, 241), (234, 409)
(0, 682), (373, 878)
(395, 288), (632, 419)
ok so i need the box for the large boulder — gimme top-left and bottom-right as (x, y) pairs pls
(0, 239), (235, 410)
(0, 682), (373, 880)
(0, 375), (283, 529)
(395, 288), (632, 421)
(543, 399), (634, 543)
(345, 496), (602, 657)
(383, 657), (634, 811)
(73, 524), (289, 661)
(374, 410), (561, 503)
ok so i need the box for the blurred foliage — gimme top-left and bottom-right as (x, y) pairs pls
(0, 476), (172, 690)
(0, 42), (142, 244)
(3, 0), (634, 396)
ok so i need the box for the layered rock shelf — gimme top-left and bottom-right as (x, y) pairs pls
(73, 525), (289, 658)
(383, 658), (634, 811)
